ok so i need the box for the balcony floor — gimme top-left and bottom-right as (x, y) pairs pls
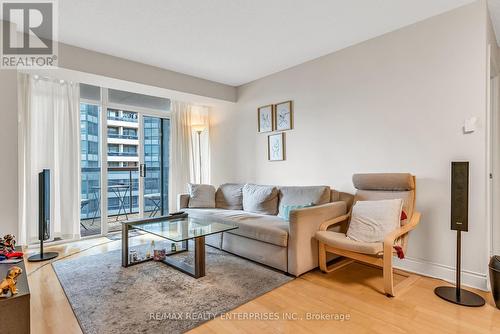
(80, 212), (155, 237)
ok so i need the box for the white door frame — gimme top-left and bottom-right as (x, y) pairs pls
(138, 113), (145, 218)
(100, 87), (109, 235)
(487, 44), (499, 260)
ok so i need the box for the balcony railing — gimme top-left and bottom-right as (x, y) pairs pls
(107, 115), (138, 123)
(81, 166), (162, 221)
(108, 151), (138, 157)
(108, 133), (138, 140)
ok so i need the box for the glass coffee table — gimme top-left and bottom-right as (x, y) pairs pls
(121, 213), (237, 278)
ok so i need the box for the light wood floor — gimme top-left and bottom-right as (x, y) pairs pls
(26, 237), (500, 334)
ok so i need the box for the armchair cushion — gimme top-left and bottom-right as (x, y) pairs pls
(315, 231), (383, 255)
(346, 199), (403, 243)
(353, 173), (415, 191)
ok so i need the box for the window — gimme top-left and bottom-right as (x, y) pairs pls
(122, 111), (138, 122)
(123, 128), (137, 137)
(123, 145), (137, 154)
(108, 127), (119, 136)
(79, 84), (170, 236)
(108, 144), (119, 153)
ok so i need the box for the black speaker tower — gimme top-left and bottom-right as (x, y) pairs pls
(434, 161), (484, 307)
(28, 169), (58, 262)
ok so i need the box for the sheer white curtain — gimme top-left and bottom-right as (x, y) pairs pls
(18, 74), (80, 245)
(169, 102), (211, 211)
(169, 101), (194, 211)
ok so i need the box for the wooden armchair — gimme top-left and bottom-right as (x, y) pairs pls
(315, 173), (421, 297)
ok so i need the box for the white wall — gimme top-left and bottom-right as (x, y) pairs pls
(212, 1), (491, 289)
(58, 43), (237, 103)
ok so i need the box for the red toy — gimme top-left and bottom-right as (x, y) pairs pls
(0, 235), (23, 260)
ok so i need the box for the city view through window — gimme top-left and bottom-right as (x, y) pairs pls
(79, 85), (170, 236)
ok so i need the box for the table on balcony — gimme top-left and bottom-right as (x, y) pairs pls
(90, 184), (131, 222)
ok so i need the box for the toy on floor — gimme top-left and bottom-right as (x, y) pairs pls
(3, 234), (16, 252)
(0, 235), (23, 260)
(0, 266), (22, 297)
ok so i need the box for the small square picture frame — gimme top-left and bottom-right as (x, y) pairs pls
(258, 104), (274, 133)
(268, 132), (285, 161)
(274, 100), (293, 131)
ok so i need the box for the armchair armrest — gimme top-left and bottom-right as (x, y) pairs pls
(287, 201), (347, 276)
(319, 213), (350, 231)
(383, 212), (421, 247)
(177, 193), (190, 210)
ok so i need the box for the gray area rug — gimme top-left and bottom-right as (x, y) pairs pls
(106, 229), (144, 241)
(52, 242), (293, 334)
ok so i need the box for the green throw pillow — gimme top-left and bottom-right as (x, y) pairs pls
(278, 203), (314, 221)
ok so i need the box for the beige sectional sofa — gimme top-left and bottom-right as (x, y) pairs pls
(178, 184), (351, 276)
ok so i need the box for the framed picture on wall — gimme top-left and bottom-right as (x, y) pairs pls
(275, 100), (293, 131)
(258, 104), (274, 133)
(268, 132), (285, 161)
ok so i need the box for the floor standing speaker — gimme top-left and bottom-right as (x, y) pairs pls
(28, 169), (58, 262)
(434, 161), (485, 307)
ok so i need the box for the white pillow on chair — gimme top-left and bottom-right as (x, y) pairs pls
(346, 199), (403, 243)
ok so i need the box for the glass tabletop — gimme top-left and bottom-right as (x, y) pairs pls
(129, 217), (238, 242)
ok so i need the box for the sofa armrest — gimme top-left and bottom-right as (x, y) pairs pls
(287, 201), (347, 276)
(177, 193), (190, 210)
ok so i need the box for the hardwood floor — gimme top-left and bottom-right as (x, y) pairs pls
(26, 237), (500, 334)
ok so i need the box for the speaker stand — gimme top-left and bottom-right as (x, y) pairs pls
(28, 238), (58, 262)
(434, 230), (485, 307)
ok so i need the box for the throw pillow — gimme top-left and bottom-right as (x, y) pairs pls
(187, 183), (216, 208)
(278, 203), (314, 221)
(346, 199), (403, 243)
(242, 184), (279, 215)
(215, 183), (244, 210)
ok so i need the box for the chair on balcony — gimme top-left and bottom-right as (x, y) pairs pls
(80, 198), (91, 230)
(144, 193), (161, 217)
(315, 173), (421, 297)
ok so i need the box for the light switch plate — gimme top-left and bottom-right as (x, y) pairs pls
(464, 117), (477, 133)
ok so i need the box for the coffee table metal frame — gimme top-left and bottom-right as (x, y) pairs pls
(121, 214), (237, 278)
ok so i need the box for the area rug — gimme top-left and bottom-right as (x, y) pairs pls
(105, 229), (144, 241)
(52, 242), (293, 334)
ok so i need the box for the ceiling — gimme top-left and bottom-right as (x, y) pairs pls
(42, 1), (478, 86)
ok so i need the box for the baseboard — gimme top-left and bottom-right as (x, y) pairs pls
(394, 256), (488, 291)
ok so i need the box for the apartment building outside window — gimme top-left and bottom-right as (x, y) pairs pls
(79, 84), (170, 237)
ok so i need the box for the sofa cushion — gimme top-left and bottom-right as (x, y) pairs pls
(215, 183), (244, 210)
(278, 186), (330, 217)
(242, 184), (279, 215)
(187, 183), (215, 208)
(185, 208), (288, 247)
(346, 199), (403, 243)
(315, 231), (383, 255)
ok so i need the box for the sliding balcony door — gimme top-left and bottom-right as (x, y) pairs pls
(79, 85), (102, 237)
(140, 115), (170, 218)
(79, 85), (170, 237)
(105, 105), (140, 233)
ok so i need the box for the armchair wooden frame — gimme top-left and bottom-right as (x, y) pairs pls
(318, 206), (421, 297)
